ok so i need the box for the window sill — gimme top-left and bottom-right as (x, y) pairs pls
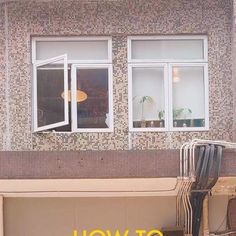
(33, 128), (114, 134)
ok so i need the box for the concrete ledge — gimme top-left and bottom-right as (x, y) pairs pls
(0, 149), (235, 179)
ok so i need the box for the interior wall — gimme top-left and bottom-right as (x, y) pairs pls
(3, 196), (229, 236)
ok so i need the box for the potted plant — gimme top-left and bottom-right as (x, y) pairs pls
(158, 110), (165, 127)
(173, 108), (192, 127)
(133, 95), (153, 127)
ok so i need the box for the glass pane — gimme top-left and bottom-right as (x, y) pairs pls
(132, 67), (165, 128)
(36, 41), (108, 61)
(37, 60), (66, 128)
(132, 39), (204, 60)
(76, 68), (109, 129)
(172, 66), (205, 128)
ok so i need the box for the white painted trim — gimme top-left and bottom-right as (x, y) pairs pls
(128, 64), (133, 131)
(0, 177), (233, 197)
(31, 36), (37, 64)
(128, 59), (208, 64)
(204, 64), (209, 130)
(32, 36), (112, 42)
(0, 178), (178, 197)
(203, 36), (208, 62)
(33, 54), (69, 132)
(35, 59), (112, 65)
(71, 64), (114, 133)
(169, 63), (209, 132)
(107, 37), (113, 62)
(128, 63), (168, 132)
(32, 36), (112, 64)
(128, 35), (208, 40)
(168, 63), (173, 131)
(127, 36), (132, 64)
(127, 35), (208, 63)
(71, 65), (77, 132)
(164, 63), (170, 130)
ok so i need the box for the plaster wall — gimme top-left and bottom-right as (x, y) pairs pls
(3, 196), (229, 236)
(0, 0), (233, 151)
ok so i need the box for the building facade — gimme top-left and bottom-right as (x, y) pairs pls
(0, 0), (234, 151)
(0, 0), (236, 236)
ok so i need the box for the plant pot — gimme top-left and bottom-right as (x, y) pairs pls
(141, 119), (146, 128)
(159, 120), (164, 128)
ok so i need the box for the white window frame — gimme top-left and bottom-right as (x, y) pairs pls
(128, 63), (169, 132)
(33, 54), (69, 132)
(128, 35), (209, 132)
(32, 36), (113, 133)
(71, 64), (114, 133)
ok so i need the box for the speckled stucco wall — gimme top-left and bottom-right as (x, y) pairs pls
(0, 5), (7, 150)
(0, 0), (234, 151)
(233, 0), (236, 141)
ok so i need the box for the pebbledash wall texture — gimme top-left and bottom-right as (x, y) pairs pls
(0, 0), (234, 151)
(233, 0), (236, 141)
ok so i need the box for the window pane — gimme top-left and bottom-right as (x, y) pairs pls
(132, 67), (165, 128)
(37, 60), (66, 128)
(36, 41), (108, 61)
(76, 68), (109, 129)
(172, 66), (205, 128)
(131, 39), (204, 60)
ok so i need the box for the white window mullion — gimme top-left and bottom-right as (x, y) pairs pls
(71, 65), (77, 132)
(168, 63), (174, 131)
(108, 64), (114, 132)
(33, 64), (38, 131)
(204, 64), (209, 130)
(166, 63), (173, 131)
(128, 64), (134, 131)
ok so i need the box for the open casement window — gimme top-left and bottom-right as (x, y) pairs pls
(128, 35), (209, 132)
(33, 55), (69, 132)
(32, 37), (113, 133)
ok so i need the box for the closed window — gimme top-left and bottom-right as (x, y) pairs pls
(32, 37), (113, 132)
(128, 36), (209, 131)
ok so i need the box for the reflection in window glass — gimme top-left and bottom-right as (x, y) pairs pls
(37, 62), (66, 128)
(36, 40), (108, 61)
(76, 68), (109, 129)
(172, 66), (205, 128)
(131, 39), (204, 60)
(132, 67), (165, 128)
